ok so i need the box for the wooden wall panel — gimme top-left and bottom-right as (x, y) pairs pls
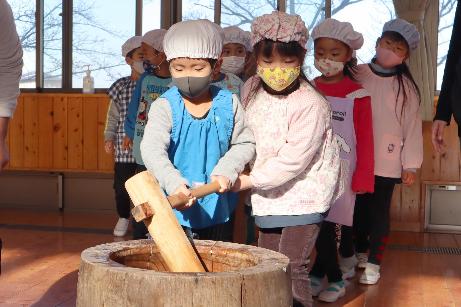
(67, 97), (83, 169)
(97, 97), (113, 171)
(38, 96), (53, 168)
(390, 120), (460, 232)
(6, 94), (461, 232)
(52, 95), (68, 169)
(421, 121), (440, 181)
(439, 119), (460, 181)
(82, 97), (99, 170)
(23, 96), (39, 168)
(400, 170), (421, 227)
(8, 96), (24, 168)
(8, 94), (114, 173)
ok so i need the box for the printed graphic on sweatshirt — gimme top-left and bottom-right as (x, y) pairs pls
(136, 90), (163, 128)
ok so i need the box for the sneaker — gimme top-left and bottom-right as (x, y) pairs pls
(113, 218), (130, 237)
(318, 281), (346, 303)
(356, 253), (368, 269)
(359, 263), (381, 285)
(339, 255), (358, 279)
(310, 276), (324, 297)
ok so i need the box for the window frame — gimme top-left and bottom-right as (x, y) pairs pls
(19, 0), (451, 93)
(22, 0), (148, 92)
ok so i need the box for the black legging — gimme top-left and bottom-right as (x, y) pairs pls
(310, 221), (343, 282)
(353, 176), (398, 265)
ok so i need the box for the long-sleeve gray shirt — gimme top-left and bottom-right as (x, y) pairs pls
(104, 99), (119, 141)
(0, 0), (23, 118)
(140, 94), (255, 195)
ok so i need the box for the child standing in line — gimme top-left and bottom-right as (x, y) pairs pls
(234, 11), (342, 307)
(123, 29), (172, 239)
(307, 19), (374, 302)
(221, 25), (256, 244)
(221, 26), (252, 81)
(104, 36), (144, 237)
(140, 19), (255, 242)
(353, 18), (423, 285)
(206, 25), (244, 96)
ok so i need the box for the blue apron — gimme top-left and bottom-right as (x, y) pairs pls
(162, 85), (237, 229)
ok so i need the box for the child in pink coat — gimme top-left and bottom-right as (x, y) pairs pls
(353, 18), (423, 285)
(233, 11), (342, 307)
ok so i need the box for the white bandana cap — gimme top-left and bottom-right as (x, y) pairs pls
(163, 19), (223, 61)
(122, 36), (143, 57)
(311, 18), (364, 50)
(142, 29), (167, 52)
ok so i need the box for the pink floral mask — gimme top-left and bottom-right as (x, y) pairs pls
(314, 58), (344, 77)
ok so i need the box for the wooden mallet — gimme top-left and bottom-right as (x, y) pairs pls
(125, 171), (221, 273)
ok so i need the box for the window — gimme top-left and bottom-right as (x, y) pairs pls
(143, 0), (161, 33)
(437, 0), (457, 90)
(9, 0), (37, 88)
(332, 0), (395, 65)
(43, 0), (63, 88)
(182, 0), (214, 22)
(221, 0), (277, 30)
(72, 0), (136, 88)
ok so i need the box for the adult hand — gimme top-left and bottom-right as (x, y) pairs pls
(432, 120), (448, 153)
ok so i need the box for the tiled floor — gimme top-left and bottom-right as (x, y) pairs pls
(1, 208), (461, 307)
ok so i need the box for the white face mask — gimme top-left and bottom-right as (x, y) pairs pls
(314, 58), (345, 77)
(221, 56), (245, 75)
(132, 61), (145, 74)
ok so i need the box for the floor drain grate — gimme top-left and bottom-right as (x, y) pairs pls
(388, 244), (461, 255)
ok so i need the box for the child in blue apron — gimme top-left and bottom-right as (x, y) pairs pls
(309, 19), (374, 303)
(123, 29), (172, 239)
(140, 19), (255, 241)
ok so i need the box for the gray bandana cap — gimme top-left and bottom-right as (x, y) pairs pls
(382, 18), (420, 51)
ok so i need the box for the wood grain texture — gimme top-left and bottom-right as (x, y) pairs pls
(76, 240), (291, 307)
(7, 93), (113, 173)
(8, 96), (24, 168)
(125, 171), (205, 273)
(67, 97), (83, 169)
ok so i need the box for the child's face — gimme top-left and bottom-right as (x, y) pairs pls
(257, 47), (302, 69)
(125, 47), (144, 65)
(377, 36), (409, 59)
(314, 38), (352, 63)
(141, 42), (165, 65)
(222, 43), (246, 58)
(169, 58), (216, 78)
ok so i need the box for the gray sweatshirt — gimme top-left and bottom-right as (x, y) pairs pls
(140, 94), (255, 195)
(0, 0), (23, 118)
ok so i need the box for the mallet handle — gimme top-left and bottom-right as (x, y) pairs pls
(168, 181), (221, 208)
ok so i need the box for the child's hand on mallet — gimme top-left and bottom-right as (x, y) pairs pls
(231, 174), (253, 192)
(173, 184), (196, 211)
(211, 175), (231, 193)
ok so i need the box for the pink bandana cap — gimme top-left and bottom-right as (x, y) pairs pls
(251, 11), (309, 49)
